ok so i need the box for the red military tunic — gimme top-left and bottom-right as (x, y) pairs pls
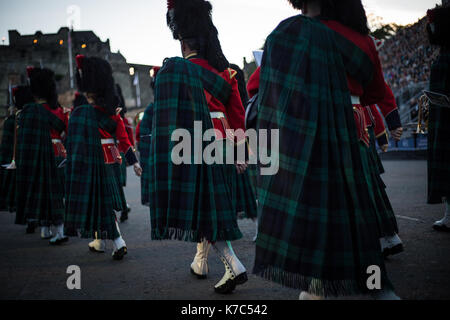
(42, 103), (68, 158)
(247, 67), (261, 99)
(322, 20), (387, 146)
(94, 105), (134, 164)
(123, 116), (135, 147)
(189, 56), (246, 142)
(135, 120), (141, 144)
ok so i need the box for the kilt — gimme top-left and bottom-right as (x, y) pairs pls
(427, 52), (450, 204)
(119, 152), (127, 187)
(253, 15), (392, 297)
(55, 156), (66, 195)
(15, 104), (65, 226)
(368, 127), (385, 175)
(236, 169), (258, 220)
(139, 103), (153, 206)
(359, 141), (398, 237)
(111, 162), (127, 210)
(149, 57), (242, 242)
(0, 115), (16, 212)
(140, 136), (151, 206)
(64, 105), (121, 240)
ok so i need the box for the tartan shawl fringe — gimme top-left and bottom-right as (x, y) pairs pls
(254, 15), (392, 289)
(253, 265), (391, 298)
(151, 226), (243, 243)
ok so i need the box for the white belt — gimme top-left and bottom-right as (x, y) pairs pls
(351, 95), (361, 105)
(101, 139), (115, 145)
(210, 112), (226, 119)
(52, 139), (62, 144)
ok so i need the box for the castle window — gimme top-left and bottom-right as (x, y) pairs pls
(59, 40), (64, 45)
(81, 44), (87, 49)
(129, 67), (135, 76)
(33, 39), (38, 44)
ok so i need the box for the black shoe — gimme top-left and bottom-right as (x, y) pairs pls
(26, 224), (36, 234)
(190, 267), (207, 280)
(234, 272), (248, 285)
(49, 236), (69, 246)
(112, 247), (127, 260)
(433, 224), (450, 232)
(389, 244), (404, 256)
(89, 246), (105, 253)
(214, 278), (236, 294)
(383, 244), (404, 258)
(120, 211), (128, 223)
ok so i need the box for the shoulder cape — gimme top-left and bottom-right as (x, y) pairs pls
(64, 104), (120, 239)
(254, 15), (391, 296)
(149, 57), (242, 242)
(15, 103), (64, 225)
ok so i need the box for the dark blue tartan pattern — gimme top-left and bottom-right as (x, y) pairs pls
(427, 52), (450, 204)
(139, 103), (153, 206)
(149, 57), (242, 242)
(15, 104), (65, 226)
(366, 127), (398, 237)
(236, 170), (258, 220)
(253, 15), (392, 297)
(64, 105), (120, 240)
(0, 115), (17, 212)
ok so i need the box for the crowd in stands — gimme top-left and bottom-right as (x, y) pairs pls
(379, 17), (440, 94)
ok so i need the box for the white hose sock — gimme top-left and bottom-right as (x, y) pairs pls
(435, 199), (450, 226)
(112, 220), (126, 250)
(56, 224), (65, 237)
(213, 241), (246, 275)
(113, 236), (126, 250)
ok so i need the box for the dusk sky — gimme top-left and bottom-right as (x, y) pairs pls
(0, 0), (441, 68)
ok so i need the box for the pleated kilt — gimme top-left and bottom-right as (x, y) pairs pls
(427, 52), (450, 204)
(236, 169), (258, 220)
(359, 138), (399, 237)
(368, 127), (385, 175)
(119, 152), (127, 187)
(150, 57), (242, 243)
(111, 162), (127, 210)
(55, 156), (66, 194)
(0, 169), (16, 212)
(139, 134), (151, 206)
(0, 115), (16, 212)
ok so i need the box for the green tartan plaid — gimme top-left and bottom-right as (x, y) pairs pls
(359, 141), (398, 237)
(0, 115), (16, 211)
(367, 127), (398, 237)
(112, 161), (127, 209)
(236, 170), (257, 220)
(253, 15), (392, 297)
(149, 57), (242, 242)
(15, 104), (65, 226)
(119, 152), (127, 187)
(139, 103), (153, 206)
(427, 52), (450, 204)
(64, 105), (120, 240)
(368, 127), (385, 175)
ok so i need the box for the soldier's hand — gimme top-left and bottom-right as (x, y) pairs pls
(390, 127), (403, 141)
(134, 162), (143, 177)
(235, 163), (248, 175)
(380, 144), (389, 153)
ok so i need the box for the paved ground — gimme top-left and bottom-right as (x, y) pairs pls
(0, 160), (449, 300)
